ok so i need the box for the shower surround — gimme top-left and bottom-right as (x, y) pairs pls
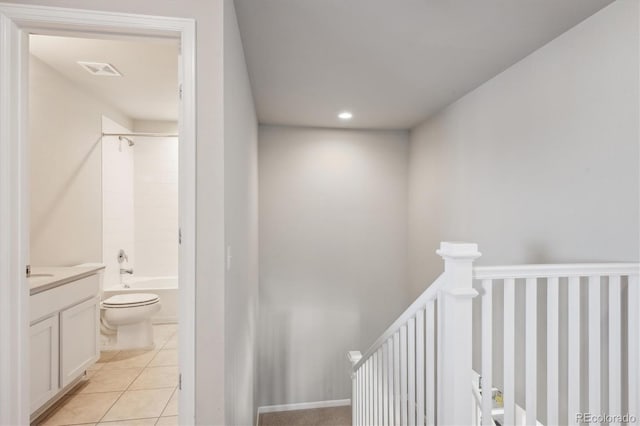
(101, 115), (179, 322)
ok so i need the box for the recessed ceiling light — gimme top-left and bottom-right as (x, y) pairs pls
(77, 61), (122, 77)
(338, 111), (353, 120)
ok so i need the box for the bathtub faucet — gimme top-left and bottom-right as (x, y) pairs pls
(120, 268), (134, 275)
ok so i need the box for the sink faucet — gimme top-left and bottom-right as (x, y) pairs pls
(120, 268), (134, 275)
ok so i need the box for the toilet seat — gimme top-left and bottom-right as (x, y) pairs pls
(102, 293), (160, 308)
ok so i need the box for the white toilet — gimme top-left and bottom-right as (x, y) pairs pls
(101, 293), (161, 350)
(74, 263), (161, 350)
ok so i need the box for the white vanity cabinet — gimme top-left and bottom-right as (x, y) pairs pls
(60, 297), (100, 388)
(29, 270), (102, 418)
(29, 315), (59, 414)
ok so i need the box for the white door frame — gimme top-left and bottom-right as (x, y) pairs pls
(0, 4), (197, 425)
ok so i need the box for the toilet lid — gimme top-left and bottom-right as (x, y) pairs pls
(102, 293), (160, 308)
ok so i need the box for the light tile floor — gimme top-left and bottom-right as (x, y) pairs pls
(35, 324), (179, 426)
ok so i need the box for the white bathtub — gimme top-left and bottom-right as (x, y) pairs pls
(103, 275), (178, 324)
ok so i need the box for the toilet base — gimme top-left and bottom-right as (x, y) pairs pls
(117, 319), (155, 349)
(101, 319), (156, 351)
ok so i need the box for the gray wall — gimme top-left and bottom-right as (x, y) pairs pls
(258, 125), (410, 406)
(409, 0), (639, 295)
(223, 0), (260, 424)
(408, 1), (639, 422)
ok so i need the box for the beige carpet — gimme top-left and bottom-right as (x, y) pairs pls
(258, 406), (351, 426)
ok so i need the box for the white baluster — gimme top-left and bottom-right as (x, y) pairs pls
(481, 279), (493, 426)
(363, 361), (367, 426)
(547, 277), (559, 426)
(374, 351), (379, 425)
(362, 362), (366, 426)
(588, 275), (601, 417)
(401, 324), (408, 426)
(360, 361), (364, 425)
(416, 308), (425, 426)
(358, 368), (363, 426)
(372, 352), (376, 426)
(629, 275), (639, 421)
(367, 359), (372, 426)
(408, 317), (416, 426)
(609, 275), (621, 426)
(525, 278), (537, 426)
(394, 331), (401, 426)
(503, 278), (515, 426)
(383, 341), (389, 426)
(388, 339), (394, 425)
(378, 348), (383, 425)
(353, 368), (357, 426)
(568, 276), (580, 425)
(348, 351), (362, 426)
(426, 300), (436, 426)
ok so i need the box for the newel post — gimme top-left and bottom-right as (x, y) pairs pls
(347, 351), (362, 426)
(436, 242), (481, 425)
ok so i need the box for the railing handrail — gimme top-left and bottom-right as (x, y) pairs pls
(353, 272), (445, 371)
(474, 262), (639, 280)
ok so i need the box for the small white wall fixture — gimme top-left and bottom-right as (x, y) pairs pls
(0, 4), (196, 425)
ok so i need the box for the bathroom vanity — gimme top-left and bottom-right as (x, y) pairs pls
(29, 265), (104, 419)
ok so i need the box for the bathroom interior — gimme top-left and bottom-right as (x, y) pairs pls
(28, 33), (181, 425)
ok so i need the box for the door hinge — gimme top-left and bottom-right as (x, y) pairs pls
(179, 84), (183, 100)
(179, 373), (182, 390)
(179, 228), (182, 245)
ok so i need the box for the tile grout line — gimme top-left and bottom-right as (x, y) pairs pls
(155, 329), (179, 425)
(95, 328), (177, 425)
(161, 386), (179, 418)
(94, 358), (149, 424)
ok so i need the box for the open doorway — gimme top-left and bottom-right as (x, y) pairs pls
(0, 7), (196, 426)
(28, 33), (181, 425)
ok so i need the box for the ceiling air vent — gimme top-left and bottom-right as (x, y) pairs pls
(77, 61), (122, 77)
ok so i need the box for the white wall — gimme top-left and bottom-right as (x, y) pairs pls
(29, 55), (132, 267)
(258, 125), (410, 406)
(223, 0), (260, 424)
(101, 118), (179, 285)
(102, 116), (135, 288)
(133, 132), (179, 278)
(409, 0), (639, 291)
(11, 1), (228, 422)
(408, 1), (639, 422)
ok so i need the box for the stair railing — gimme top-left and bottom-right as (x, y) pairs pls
(350, 242), (640, 426)
(348, 242), (481, 426)
(473, 261), (640, 426)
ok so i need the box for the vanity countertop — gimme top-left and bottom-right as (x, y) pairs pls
(29, 265), (105, 296)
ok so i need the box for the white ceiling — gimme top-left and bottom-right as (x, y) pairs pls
(235, 0), (613, 129)
(30, 35), (179, 122)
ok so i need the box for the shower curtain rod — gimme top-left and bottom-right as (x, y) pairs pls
(102, 132), (179, 138)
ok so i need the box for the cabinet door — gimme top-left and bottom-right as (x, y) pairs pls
(30, 315), (59, 414)
(60, 297), (100, 388)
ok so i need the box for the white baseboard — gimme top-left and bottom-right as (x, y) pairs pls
(257, 399), (351, 415)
